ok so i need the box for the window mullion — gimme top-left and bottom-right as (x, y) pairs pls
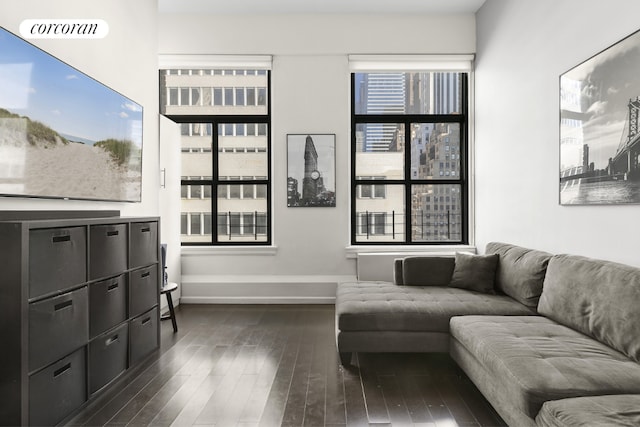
(460, 73), (469, 243)
(211, 121), (219, 245)
(404, 118), (412, 243)
(350, 73), (358, 245)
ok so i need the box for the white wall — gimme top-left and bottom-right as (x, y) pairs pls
(159, 13), (477, 302)
(475, 0), (640, 266)
(0, 0), (159, 217)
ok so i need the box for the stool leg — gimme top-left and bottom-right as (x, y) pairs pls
(166, 292), (178, 333)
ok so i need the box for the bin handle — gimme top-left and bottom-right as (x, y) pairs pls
(54, 300), (73, 312)
(106, 335), (119, 346)
(53, 363), (71, 378)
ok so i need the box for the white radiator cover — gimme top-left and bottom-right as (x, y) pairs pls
(180, 274), (356, 304)
(356, 250), (475, 282)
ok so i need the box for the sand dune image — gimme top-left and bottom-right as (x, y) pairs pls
(0, 116), (141, 201)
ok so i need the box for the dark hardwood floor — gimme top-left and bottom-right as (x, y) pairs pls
(66, 304), (506, 426)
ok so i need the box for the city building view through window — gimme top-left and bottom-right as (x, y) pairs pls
(160, 65), (467, 246)
(160, 68), (271, 245)
(352, 71), (468, 244)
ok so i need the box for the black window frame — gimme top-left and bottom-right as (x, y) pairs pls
(350, 72), (469, 245)
(163, 71), (272, 246)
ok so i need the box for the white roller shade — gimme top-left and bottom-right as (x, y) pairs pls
(348, 54), (474, 72)
(159, 54), (272, 70)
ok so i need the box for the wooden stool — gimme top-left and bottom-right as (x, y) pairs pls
(160, 282), (178, 333)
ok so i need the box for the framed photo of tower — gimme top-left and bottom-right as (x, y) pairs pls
(287, 134), (336, 207)
(560, 28), (640, 205)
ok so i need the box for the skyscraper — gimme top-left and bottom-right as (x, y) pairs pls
(361, 73), (406, 152)
(431, 72), (461, 114)
(302, 135), (323, 205)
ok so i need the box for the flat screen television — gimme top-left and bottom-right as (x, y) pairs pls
(0, 27), (143, 202)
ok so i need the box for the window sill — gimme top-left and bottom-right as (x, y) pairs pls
(181, 245), (278, 256)
(345, 244), (476, 259)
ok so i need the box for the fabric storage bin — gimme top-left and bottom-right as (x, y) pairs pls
(29, 226), (86, 299)
(130, 221), (158, 268)
(89, 223), (127, 280)
(89, 274), (127, 338)
(29, 347), (86, 427)
(89, 322), (128, 395)
(129, 307), (158, 366)
(29, 287), (89, 371)
(129, 265), (158, 317)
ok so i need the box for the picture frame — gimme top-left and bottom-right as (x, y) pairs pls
(287, 134), (336, 207)
(560, 28), (640, 205)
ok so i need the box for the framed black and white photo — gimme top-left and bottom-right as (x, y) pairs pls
(287, 134), (336, 207)
(560, 29), (640, 205)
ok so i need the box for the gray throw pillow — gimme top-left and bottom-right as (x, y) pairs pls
(449, 252), (498, 293)
(401, 256), (455, 286)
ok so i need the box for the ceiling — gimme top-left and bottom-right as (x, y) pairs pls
(158, 0), (487, 15)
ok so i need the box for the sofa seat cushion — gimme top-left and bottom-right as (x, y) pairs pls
(536, 395), (640, 427)
(450, 316), (640, 419)
(336, 281), (533, 332)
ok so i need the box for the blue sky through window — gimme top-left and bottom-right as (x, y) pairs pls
(0, 27), (142, 147)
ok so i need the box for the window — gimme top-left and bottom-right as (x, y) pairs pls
(214, 88), (223, 105)
(161, 62), (271, 245)
(224, 88), (233, 106)
(357, 212), (390, 237)
(358, 176), (386, 199)
(351, 62), (469, 245)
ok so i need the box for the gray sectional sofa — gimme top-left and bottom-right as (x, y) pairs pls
(335, 242), (640, 426)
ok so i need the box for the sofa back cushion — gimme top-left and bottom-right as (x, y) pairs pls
(538, 254), (640, 362)
(486, 242), (552, 309)
(399, 256), (455, 286)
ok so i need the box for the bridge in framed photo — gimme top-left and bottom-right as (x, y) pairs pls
(561, 97), (640, 186)
(610, 97), (640, 179)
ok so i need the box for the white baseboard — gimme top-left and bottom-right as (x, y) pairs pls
(179, 274), (356, 304)
(179, 296), (336, 304)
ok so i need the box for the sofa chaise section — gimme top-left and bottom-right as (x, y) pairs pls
(450, 315), (640, 427)
(450, 252), (640, 426)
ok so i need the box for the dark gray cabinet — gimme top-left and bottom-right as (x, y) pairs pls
(0, 213), (161, 426)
